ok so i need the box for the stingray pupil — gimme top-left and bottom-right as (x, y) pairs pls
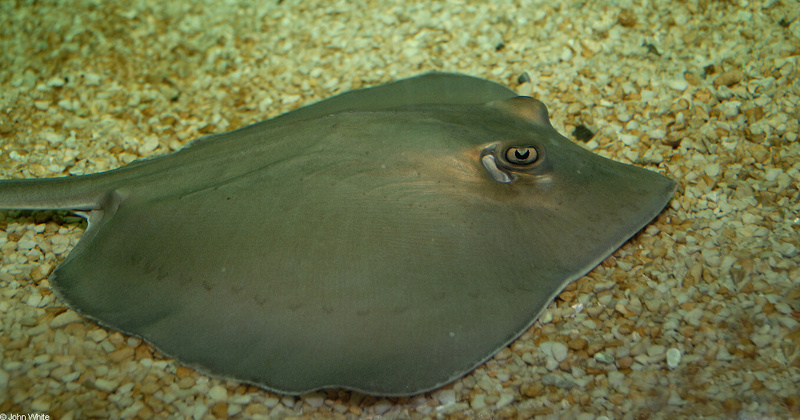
(505, 146), (537, 165)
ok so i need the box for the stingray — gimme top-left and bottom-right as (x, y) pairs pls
(0, 73), (676, 396)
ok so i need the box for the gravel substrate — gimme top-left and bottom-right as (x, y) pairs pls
(1, 0), (799, 418)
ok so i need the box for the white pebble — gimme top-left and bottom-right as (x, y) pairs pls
(433, 389), (456, 406)
(46, 76), (66, 87)
(648, 128), (666, 139)
(668, 389), (688, 405)
(94, 378), (120, 392)
(16, 238), (37, 250)
(86, 328), (108, 342)
(138, 138), (159, 155)
(31, 397), (51, 412)
(26, 293), (43, 307)
(61, 372), (81, 383)
(594, 352), (615, 364)
(666, 348), (682, 369)
(775, 303), (793, 315)
(373, 399), (392, 415)
(647, 344), (666, 358)
(258, 96), (274, 112)
(190, 404), (208, 419)
(83, 73), (102, 85)
(120, 401), (145, 418)
(750, 333), (771, 348)
(618, 134), (639, 146)
(764, 168), (782, 182)
(551, 342), (568, 362)
(607, 370), (625, 389)
(716, 345), (735, 361)
(281, 94), (302, 105)
(208, 384), (228, 402)
(50, 311), (83, 328)
(496, 393), (514, 408)
(683, 308), (704, 326)
(302, 392), (324, 408)
(667, 78), (688, 91)
(470, 393), (486, 410)
(704, 163), (720, 177)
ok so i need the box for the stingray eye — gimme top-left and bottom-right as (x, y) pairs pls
(504, 146), (538, 166)
(481, 142), (549, 183)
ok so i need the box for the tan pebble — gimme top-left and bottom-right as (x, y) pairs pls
(609, 393), (626, 405)
(177, 376), (195, 389)
(751, 379), (764, 391)
(786, 395), (800, 412)
(723, 398), (742, 413)
(64, 324), (88, 339)
(762, 302), (776, 315)
(495, 347), (513, 360)
(30, 263), (53, 282)
(714, 69), (745, 88)
(586, 342), (604, 355)
(615, 303), (633, 317)
(651, 246), (667, 258)
(617, 9), (636, 27)
(617, 356), (634, 369)
(210, 402), (228, 418)
(108, 346), (134, 363)
(744, 106), (764, 123)
(617, 322), (634, 335)
(134, 343), (153, 360)
(547, 392), (564, 403)
(586, 367), (605, 375)
(176, 366), (194, 378)
(694, 88), (715, 104)
(137, 405), (154, 418)
(568, 338), (588, 351)
(140, 382), (160, 394)
(107, 331), (125, 345)
(521, 383), (542, 398)
(741, 282), (755, 293)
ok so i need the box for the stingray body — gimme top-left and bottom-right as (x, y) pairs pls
(0, 73), (676, 396)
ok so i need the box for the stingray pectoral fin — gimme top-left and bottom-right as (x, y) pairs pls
(487, 96), (552, 127)
(264, 73), (519, 126)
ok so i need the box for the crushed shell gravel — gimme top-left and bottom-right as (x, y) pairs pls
(1, 0), (799, 418)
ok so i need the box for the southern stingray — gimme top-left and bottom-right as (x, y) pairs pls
(0, 73), (676, 396)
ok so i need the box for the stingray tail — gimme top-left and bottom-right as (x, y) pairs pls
(0, 174), (110, 211)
